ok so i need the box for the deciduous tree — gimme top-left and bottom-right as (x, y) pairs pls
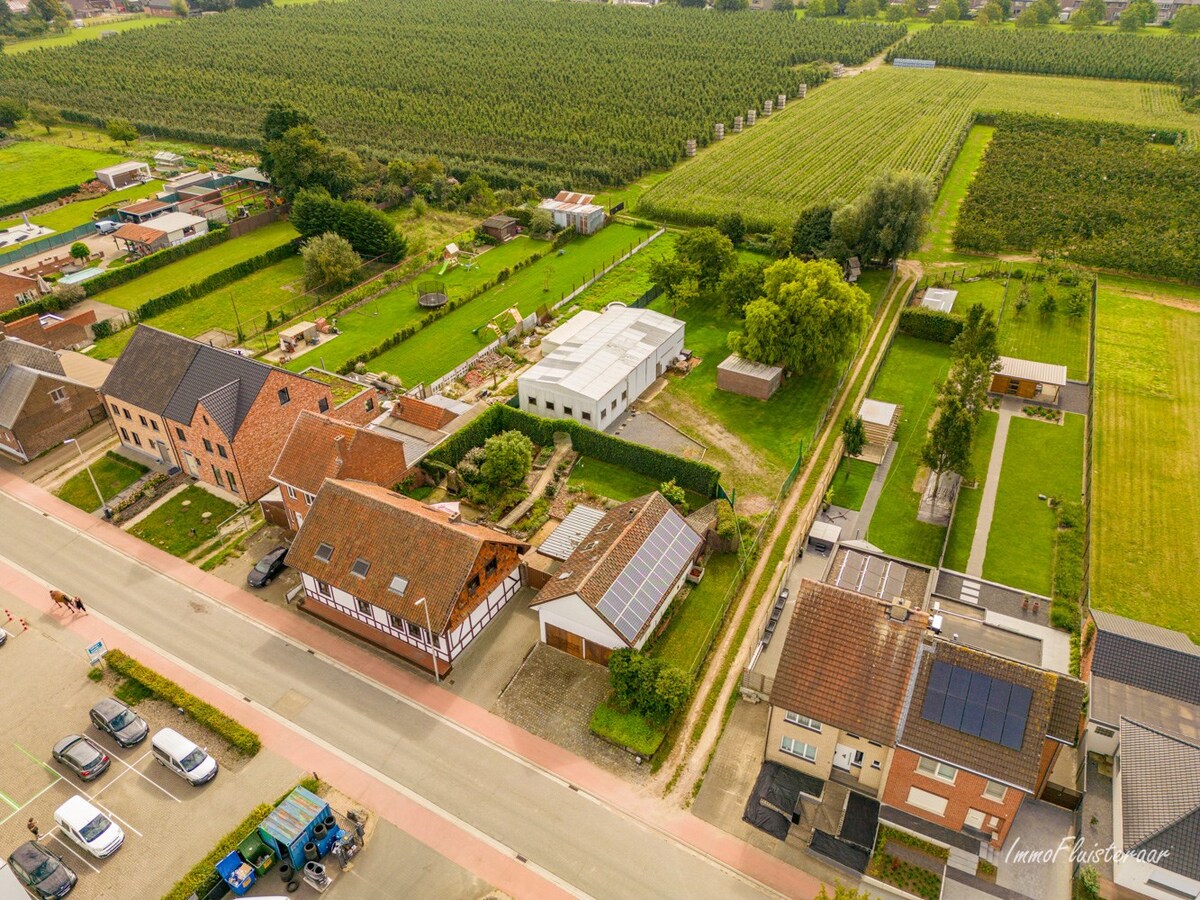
(718, 259), (765, 317)
(1174, 5), (1200, 33)
(301, 232), (360, 290)
(922, 393), (974, 499)
(105, 118), (138, 146)
(841, 415), (867, 458)
(479, 430), (533, 493)
(68, 242), (90, 263)
(716, 212), (746, 247)
(675, 227), (736, 291)
(28, 101), (59, 133)
(832, 170), (932, 265)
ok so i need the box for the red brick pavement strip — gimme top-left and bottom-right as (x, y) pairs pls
(0, 472), (829, 900)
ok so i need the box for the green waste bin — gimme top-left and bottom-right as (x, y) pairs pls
(237, 832), (275, 877)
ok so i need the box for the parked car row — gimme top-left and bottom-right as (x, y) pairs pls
(4, 697), (219, 898)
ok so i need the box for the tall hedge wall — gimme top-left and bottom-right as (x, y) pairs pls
(0, 182), (82, 219)
(898, 307), (963, 344)
(427, 404), (721, 498)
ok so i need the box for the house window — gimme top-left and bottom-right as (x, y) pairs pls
(224, 471), (236, 493)
(582, 411), (592, 421)
(545, 401), (555, 412)
(871, 760), (882, 770)
(527, 396), (537, 407)
(175, 427), (186, 442)
(611, 399), (617, 410)
(49, 388), (67, 403)
(1094, 726), (1116, 738)
(123, 408), (131, 420)
(389, 575), (408, 596)
(303, 493), (315, 507)
(784, 712), (821, 732)
(139, 415), (148, 427)
(600, 409), (606, 420)
(203, 439), (213, 453)
(110, 403), (119, 415)
(406, 620), (423, 639)
(780, 736), (817, 763)
(211, 465), (223, 486)
(132, 433), (142, 447)
(365, 397), (374, 411)
(484, 557), (497, 577)
(217, 444), (227, 459)
(983, 781), (1008, 803)
(355, 598), (372, 616)
(315, 580), (333, 599)
(621, 390), (627, 401)
(351, 558), (370, 578)
(314, 542), (334, 562)
(278, 388), (291, 406)
(151, 420), (159, 432)
(119, 427), (129, 441)
(917, 757), (958, 784)
(906, 787), (949, 817)
(318, 397), (329, 413)
(286, 485), (297, 500)
(388, 613), (403, 630)
(431, 632), (440, 648)
(203, 415), (209, 426)
(563, 406), (572, 416)
(467, 575), (480, 596)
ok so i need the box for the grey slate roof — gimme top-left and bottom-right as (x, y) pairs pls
(1090, 677), (1200, 741)
(1091, 610), (1200, 706)
(101, 326), (200, 415)
(1119, 718), (1200, 881)
(0, 367), (41, 429)
(0, 337), (64, 377)
(0, 337), (72, 428)
(162, 345), (271, 440)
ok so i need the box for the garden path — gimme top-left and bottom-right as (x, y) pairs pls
(965, 400), (1016, 576)
(849, 441), (896, 541)
(497, 432), (573, 529)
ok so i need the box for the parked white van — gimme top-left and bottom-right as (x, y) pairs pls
(151, 728), (218, 786)
(54, 796), (124, 859)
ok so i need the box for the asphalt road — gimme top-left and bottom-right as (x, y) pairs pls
(0, 493), (772, 900)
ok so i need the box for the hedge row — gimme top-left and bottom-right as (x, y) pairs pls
(104, 648), (261, 756)
(898, 307), (963, 344)
(426, 404), (721, 498)
(135, 241), (299, 320)
(0, 290), (78, 324)
(82, 223), (231, 297)
(0, 181), (84, 219)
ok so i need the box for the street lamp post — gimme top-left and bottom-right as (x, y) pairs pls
(415, 596), (439, 684)
(64, 438), (109, 518)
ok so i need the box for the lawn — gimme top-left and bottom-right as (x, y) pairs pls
(566, 455), (705, 510)
(90, 221), (299, 311)
(91, 254), (307, 360)
(942, 410), (1000, 573)
(997, 281), (1090, 381)
(384, 207), (478, 259)
(590, 698), (665, 757)
(128, 484), (239, 558)
(864, 335), (955, 566)
(828, 457), (876, 512)
(1091, 280), (1200, 640)
(282, 236), (543, 377)
(0, 141), (124, 210)
(2, 16), (167, 54)
(650, 552), (742, 676)
(0, 179), (166, 249)
(571, 231), (673, 312)
(54, 451), (148, 512)
(982, 414), (1084, 596)
(364, 223), (654, 387)
(937, 276), (1007, 319)
(917, 124), (995, 268)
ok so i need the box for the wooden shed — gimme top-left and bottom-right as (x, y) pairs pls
(481, 214), (520, 243)
(857, 398), (901, 464)
(989, 356), (1068, 405)
(716, 354), (783, 400)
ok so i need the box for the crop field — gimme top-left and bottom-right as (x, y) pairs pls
(1091, 280), (1200, 641)
(0, 141), (123, 210)
(0, 0), (902, 186)
(894, 25), (1200, 83)
(638, 66), (1196, 228)
(916, 125), (994, 267)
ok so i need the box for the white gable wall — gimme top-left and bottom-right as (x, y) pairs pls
(538, 593), (622, 650)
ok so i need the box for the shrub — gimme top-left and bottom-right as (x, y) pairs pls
(86, 667), (104, 682)
(606, 649), (691, 722)
(161, 801), (274, 900)
(899, 306), (964, 343)
(659, 478), (687, 508)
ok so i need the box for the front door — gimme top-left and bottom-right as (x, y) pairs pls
(183, 450), (200, 478)
(833, 744), (856, 771)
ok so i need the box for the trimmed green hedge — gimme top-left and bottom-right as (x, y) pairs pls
(898, 307), (963, 344)
(425, 404), (721, 498)
(135, 241), (298, 320)
(0, 182), (82, 219)
(0, 291), (79, 324)
(83, 224), (231, 297)
(105, 649), (261, 756)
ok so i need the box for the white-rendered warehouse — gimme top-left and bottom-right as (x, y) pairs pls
(519, 307), (684, 429)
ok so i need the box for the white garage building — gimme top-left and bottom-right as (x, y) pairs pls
(520, 307), (684, 430)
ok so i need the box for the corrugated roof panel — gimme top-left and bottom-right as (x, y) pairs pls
(539, 505), (607, 561)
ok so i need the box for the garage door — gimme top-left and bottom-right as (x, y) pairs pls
(546, 623), (584, 659)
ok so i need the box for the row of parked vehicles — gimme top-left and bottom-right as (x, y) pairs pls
(4, 697), (218, 899)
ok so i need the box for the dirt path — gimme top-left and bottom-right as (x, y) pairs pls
(653, 264), (919, 803)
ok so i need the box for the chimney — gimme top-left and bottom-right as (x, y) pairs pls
(887, 598), (911, 622)
(333, 434), (346, 472)
(448, 510), (461, 524)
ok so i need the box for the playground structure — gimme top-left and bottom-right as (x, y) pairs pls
(417, 278), (450, 309)
(438, 240), (480, 275)
(484, 306), (522, 342)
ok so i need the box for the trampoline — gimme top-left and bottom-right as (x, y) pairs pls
(417, 278), (449, 308)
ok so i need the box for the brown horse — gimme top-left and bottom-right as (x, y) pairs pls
(49, 590), (72, 610)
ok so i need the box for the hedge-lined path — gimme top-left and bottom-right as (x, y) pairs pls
(0, 472), (828, 899)
(498, 432), (573, 530)
(966, 400), (1016, 577)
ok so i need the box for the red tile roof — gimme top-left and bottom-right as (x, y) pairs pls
(391, 395), (456, 431)
(270, 411), (410, 497)
(289, 480), (529, 631)
(113, 222), (165, 244)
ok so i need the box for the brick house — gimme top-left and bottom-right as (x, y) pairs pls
(101, 326), (339, 500)
(269, 411), (412, 531)
(0, 271), (45, 316)
(766, 580), (1084, 852)
(288, 479), (530, 675)
(0, 310), (97, 351)
(0, 337), (105, 462)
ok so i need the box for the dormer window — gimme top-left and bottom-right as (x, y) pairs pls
(278, 388), (291, 406)
(314, 542), (333, 562)
(389, 575), (408, 596)
(351, 558), (370, 578)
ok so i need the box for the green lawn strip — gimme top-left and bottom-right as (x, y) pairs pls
(982, 414), (1084, 596)
(3, 16), (167, 54)
(571, 232), (675, 312)
(567, 455), (705, 509)
(829, 457), (875, 511)
(941, 410), (999, 572)
(366, 224), (652, 386)
(282, 236), (543, 376)
(590, 699), (665, 757)
(917, 124), (995, 267)
(89, 221), (299, 311)
(864, 335), (955, 566)
(91, 255), (307, 360)
(54, 451), (148, 512)
(998, 282), (1090, 381)
(941, 276), (1007, 319)
(128, 484), (239, 558)
(650, 553), (742, 676)
(0, 179), (167, 243)
(0, 141), (124, 209)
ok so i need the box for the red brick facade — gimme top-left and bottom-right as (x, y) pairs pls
(881, 747), (1029, 848)
(0, 374), (103, 462)
(331, 390), (382, 426)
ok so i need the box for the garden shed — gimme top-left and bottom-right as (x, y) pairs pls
(856, 398), (901, 464)
(989, 357), (1068, 406)
(921, 288), (957, 313)
(257, 785), (334, 870)
(94, 160), (151, 190)
(716, 354), (783, 400)
(279, 321), (319, 354)
(481, 214), (520, 242)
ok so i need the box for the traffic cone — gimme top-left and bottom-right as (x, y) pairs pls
(19, 618), (29, 632)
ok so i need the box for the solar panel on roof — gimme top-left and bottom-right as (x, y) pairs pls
(921, 661), (1031, 751)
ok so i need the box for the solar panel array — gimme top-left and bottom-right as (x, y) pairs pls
(920, 661), (1032, 751)
(835, 550), (907, 601)
(595, 513), (702, 643)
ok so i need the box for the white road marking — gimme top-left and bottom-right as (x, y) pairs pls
(0, 779), (65, 827)
(47, 830), (100, 874)
(90, 750), (181, 805)
(86, 794), (143, 839)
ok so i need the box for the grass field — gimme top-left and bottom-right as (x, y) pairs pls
(829, 457), (876, 512)
(571, 231), (673, 312)
(917, 125), (995, 268)
(3, 16), (166, 54)
(650, 552), (742, 675)
(982, 414), (1084, 596)
(639, 67), (1195, 228)
(1091, 280), (1200, 640)
(935, 276), (1006, 318)
(0, 180), (166, 250)
(362, 223), (653, 387)
(864, 335), (954, 566)
(89, 221), (299, 311)
(941, 410), (999, 573)
(997, 282), (1091, 381)
(55, 452), (148, 512)
(128, 484), (238, 558)
(0, 141), (124, 210)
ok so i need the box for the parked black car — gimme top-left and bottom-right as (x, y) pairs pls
(51, 734), (110, 782)
(247, 546), (288, 587)
(7, 841), (77, 898)
(89, 697), (148, 748)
